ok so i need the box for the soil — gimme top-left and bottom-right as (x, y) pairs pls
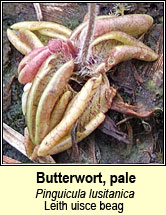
(2, 2), (164, 164)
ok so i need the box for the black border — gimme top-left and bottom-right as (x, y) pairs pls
(1, 1), (165, 166)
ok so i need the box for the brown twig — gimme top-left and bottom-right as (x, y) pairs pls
(3, 155), (22, 164)
(3, 123), (27, 156)
(77, 3), (97, 66)
(3, 123), (56, 163)
(33, 3), (43, 21)
(116, 116), (133, 126)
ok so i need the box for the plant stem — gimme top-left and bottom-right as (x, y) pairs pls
(78, 3), (97, 67)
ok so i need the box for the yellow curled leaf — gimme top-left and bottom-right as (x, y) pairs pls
(24, 127), (35, 157)
(49, 91), (72, 131)
(7, 29), (32, 55)
(40, 112), (106, 156)
(19, 29), (44, 49)
(91, 31), (158, 64)
(26, 55), (56, 143)
(38, 29), (68, 41)
(11, 21), (72, 37)
(35, 60), (74, 145)
(106, 45), (158, 71)
(37, 74), (102, 156)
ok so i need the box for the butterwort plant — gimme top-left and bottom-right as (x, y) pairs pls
(7, 3), (158, 161)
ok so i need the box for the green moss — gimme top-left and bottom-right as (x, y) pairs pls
(146, 80), (156, 91)
(62, 18), (80, 30)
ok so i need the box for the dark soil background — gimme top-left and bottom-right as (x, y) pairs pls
(2, 3), (164, 164)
